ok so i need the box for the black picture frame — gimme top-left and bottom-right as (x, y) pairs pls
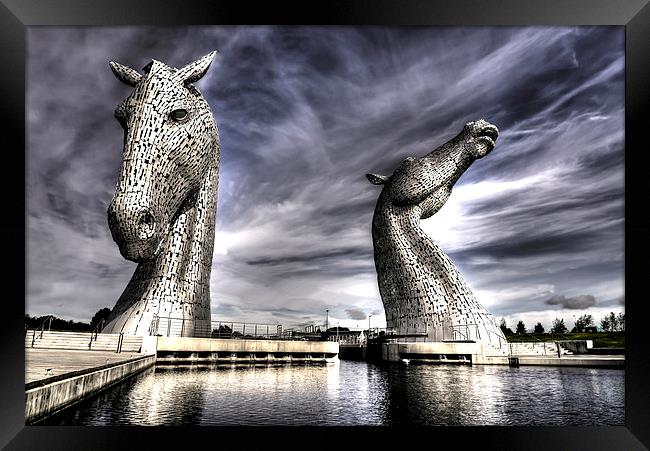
(3, 0), (648, 449)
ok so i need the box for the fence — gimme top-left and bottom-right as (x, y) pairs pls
(359, 324), (508, 349)
(150, 315), (289, 339)
(148, 317), (508, 348)
(327, 327), (395, 344)
(150, 317), (382, 343)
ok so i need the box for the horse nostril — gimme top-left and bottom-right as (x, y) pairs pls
(138, 210), (156, 240)
(140, 211), (154, 226)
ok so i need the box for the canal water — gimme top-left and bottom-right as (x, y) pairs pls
(43, 361), (624, 426)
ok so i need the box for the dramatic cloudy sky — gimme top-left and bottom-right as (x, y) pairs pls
(27, 26), (624, 332)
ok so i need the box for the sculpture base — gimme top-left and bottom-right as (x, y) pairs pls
(381, 341), (510, 364)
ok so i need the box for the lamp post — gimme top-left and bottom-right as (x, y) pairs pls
(326, 309), (329, 333)
(368, 314), (372, 336)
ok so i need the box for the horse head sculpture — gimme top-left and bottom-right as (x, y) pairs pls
(366, 119), (508, 353)
(107, 52), (218, 262)
(367, 119), (498, 219)
(103, 52), (220, 337)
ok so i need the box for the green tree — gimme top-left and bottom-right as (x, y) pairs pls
(550, 318), (567, 334)
(516, 320), (527, 335)
(499, 318), (514, 336)
(601, 312), (619, 332)
(25, 314), (91, 332)
(617, 313), (625, 332)
(608, 312), (618, 331)
(574, 314), (594, 333)
(211, 324), (233, 338)
(534, 322), (545, 334)
(600, 316), (611, 332)
(90, 307), (112, 330)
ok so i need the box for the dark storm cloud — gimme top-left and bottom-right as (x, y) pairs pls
(245, 246), (372, 267)
(27, 26), (624, 329)
(545, 294), (597, 310)
(345, 308), (368, 321)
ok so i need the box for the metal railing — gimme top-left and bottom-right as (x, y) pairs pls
(326, 327), (388, 345)
(508, 341), (558, 356)
(329, 333), (364, 345)
(30, 315), (54, 347)
(368, 327), (430, 343)
(322, 323), (512, 348)
(451, 323), (480, 341)
(485, 328), (507, 349)
(88, 318), (106, 349)
(150, 315), (288, 340)
(116, 332), (124, 353)
(366, 324), (484, 343)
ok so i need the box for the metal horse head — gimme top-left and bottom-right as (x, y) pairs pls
(365, 119), (506, 348)
(366, 119), (498, 218)
(107, 52), (218, 262)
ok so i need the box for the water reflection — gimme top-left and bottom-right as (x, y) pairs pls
(43, 361), (624, 426)
(382, 365), (624, 426)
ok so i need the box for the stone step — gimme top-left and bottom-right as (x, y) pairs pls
(27, 343), (142, 349)
(25, 341), (141, 349)
(25, 330), (143, 352)
(29, 338), (141, 344)
(28, 344), (142, 352)
(26, 330), (138, 337)
(28, 338), (140, 344)
(26, 331), (141, 340)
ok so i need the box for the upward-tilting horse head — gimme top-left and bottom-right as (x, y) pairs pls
(107, 52), (218, 262)
(365, 119), (507, 348)
(366, 119), (498, 219)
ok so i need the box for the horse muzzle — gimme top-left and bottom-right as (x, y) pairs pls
(107, 199), (161, 262)
(463, 120), (499, 159)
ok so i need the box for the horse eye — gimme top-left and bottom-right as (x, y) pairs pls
(170, 109), (188, 121)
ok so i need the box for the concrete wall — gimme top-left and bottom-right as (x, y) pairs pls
(508, 342), (561, 356)
(517, 356), (624, 368)
(381, 342), (510, 365)
(383, 342), (482, 361)
(558, 340), (593, 354)
(25, 355), (155, 424)
(156, 337), (338, 354)
(141, 335), (159, 355)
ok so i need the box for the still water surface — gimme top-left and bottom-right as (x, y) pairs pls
(45, 361), (624, 426)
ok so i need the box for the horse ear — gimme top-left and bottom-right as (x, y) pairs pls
(176, 51), (217, 84)
(366, 173), (390, 185)
(109, 61), (142, 87)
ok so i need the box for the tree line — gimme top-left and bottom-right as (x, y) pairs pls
(25, 308), (112, 332)
(500, 312), (625, 336)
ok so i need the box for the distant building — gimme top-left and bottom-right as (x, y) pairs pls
(326, 329), (365, 345)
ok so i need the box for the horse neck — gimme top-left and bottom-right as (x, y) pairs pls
(371, 197), (464, 288)
(145, 159), (218, 307)
(371, 193), (507, 346)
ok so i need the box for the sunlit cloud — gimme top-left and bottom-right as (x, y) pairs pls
(27, 26), (623, 330)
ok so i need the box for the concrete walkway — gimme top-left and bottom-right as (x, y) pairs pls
(25, 349), (142, 385)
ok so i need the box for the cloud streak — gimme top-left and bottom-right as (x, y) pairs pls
(27, 26), (624, 330)
(545, 294), (597, 310)
(345, 308), (368, 321)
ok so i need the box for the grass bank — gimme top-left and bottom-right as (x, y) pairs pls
(505, 332), (624, 348)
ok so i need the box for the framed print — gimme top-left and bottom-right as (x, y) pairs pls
(2, 0), (649, 448)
